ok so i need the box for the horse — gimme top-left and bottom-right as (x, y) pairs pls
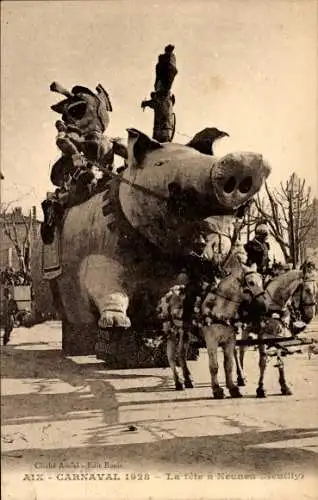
(236, 267), (317, 398)
(157, 261), (265, 399)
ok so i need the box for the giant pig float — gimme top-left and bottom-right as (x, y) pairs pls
(37, 127), (271, 360)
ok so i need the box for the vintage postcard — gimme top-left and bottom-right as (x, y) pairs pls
(1, 1), (317, 499)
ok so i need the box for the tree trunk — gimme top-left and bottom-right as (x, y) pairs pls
(288, 192), (296, 268)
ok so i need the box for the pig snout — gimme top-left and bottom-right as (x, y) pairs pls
(210, 152), (271, 209)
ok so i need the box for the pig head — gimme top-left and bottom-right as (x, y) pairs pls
(119, 128), (271, 256)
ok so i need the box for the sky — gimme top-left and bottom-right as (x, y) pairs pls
(1, 0), (318, 218)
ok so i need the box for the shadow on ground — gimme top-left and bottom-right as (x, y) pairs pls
(3, 427), (318, 474)
(1, 346), (119, 427)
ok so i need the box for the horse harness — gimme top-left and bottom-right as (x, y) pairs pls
(198, 271), (265, 328)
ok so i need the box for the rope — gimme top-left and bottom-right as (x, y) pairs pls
(174, 130), (192, 140)
(107, 170), (168, 202)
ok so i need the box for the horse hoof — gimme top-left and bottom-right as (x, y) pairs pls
(281, 386), (293, 396)
(213, 388), (224, 399)
(237, 377), (246, 387)
(230, 386), (243, 398)
(184, 379), (194, 389)
(256, 387), (266, 398)
(175, 381), (183, 391)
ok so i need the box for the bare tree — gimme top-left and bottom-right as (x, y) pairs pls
(3, 210), (32, 271)
(223, 201), (260, 248)
(253, 173), (317, 267)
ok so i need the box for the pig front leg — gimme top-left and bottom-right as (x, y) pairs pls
(79, 255), (131, 328)
(98, 291), (130, 328)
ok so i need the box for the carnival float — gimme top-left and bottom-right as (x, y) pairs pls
(33, 45), (274, 368)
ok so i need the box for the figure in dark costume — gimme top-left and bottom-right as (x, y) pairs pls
(154, 44), (178, 95)
(141, 45), (178, 143)
(41, 82), (128, 244)
(244, 223), (270, 275)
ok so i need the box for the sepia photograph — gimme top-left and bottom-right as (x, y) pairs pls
(1, 1), (318, 499)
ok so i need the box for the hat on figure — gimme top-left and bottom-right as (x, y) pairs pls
(255, 222), (269, 236)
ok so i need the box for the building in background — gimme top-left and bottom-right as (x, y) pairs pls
(0, 206), (41, 270)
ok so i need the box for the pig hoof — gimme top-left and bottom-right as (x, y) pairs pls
(99, 312), (131, 329)
(175, 380), (183, 391)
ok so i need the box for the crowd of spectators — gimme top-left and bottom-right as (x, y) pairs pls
(0, 267), (32, 287)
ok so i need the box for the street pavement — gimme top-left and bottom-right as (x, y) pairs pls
(1, 320), (318, 500)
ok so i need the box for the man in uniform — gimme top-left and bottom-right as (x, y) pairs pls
(244, 222), (270, 276)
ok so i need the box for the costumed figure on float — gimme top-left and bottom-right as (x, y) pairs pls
(41, 82), (127, 247)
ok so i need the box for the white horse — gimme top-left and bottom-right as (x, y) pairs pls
(157, 260), (265, 398)
(236, 268), (317, 398)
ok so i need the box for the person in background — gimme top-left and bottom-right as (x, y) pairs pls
(271, 261), (285, 277)
(244, 222), (270, 276)
(2, 288), (18, 345)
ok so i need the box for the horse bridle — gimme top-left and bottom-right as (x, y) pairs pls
(298, 279), (317, 308)
(243, 270), (266, 299)
(266, 277), (317, 310)
(212, 271), (265, 305)
(264, 287), (283, 310)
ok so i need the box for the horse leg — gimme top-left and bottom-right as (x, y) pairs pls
(167, 334), (183, 390)
(224, 340), (242, 398)
(239, 346), (246, 370)
(238, 326), (249, 385)
(203, 326), (224, 399)
(256, 340), (267, 398)
(234, 347), (245, 387)
(275, 353), (292, 396)
(178, 331), (193, 389)
(239, 346), (247, 384)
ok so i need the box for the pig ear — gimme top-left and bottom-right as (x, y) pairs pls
(126, 128), (163, 169)
(186, 128), (229, 155)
